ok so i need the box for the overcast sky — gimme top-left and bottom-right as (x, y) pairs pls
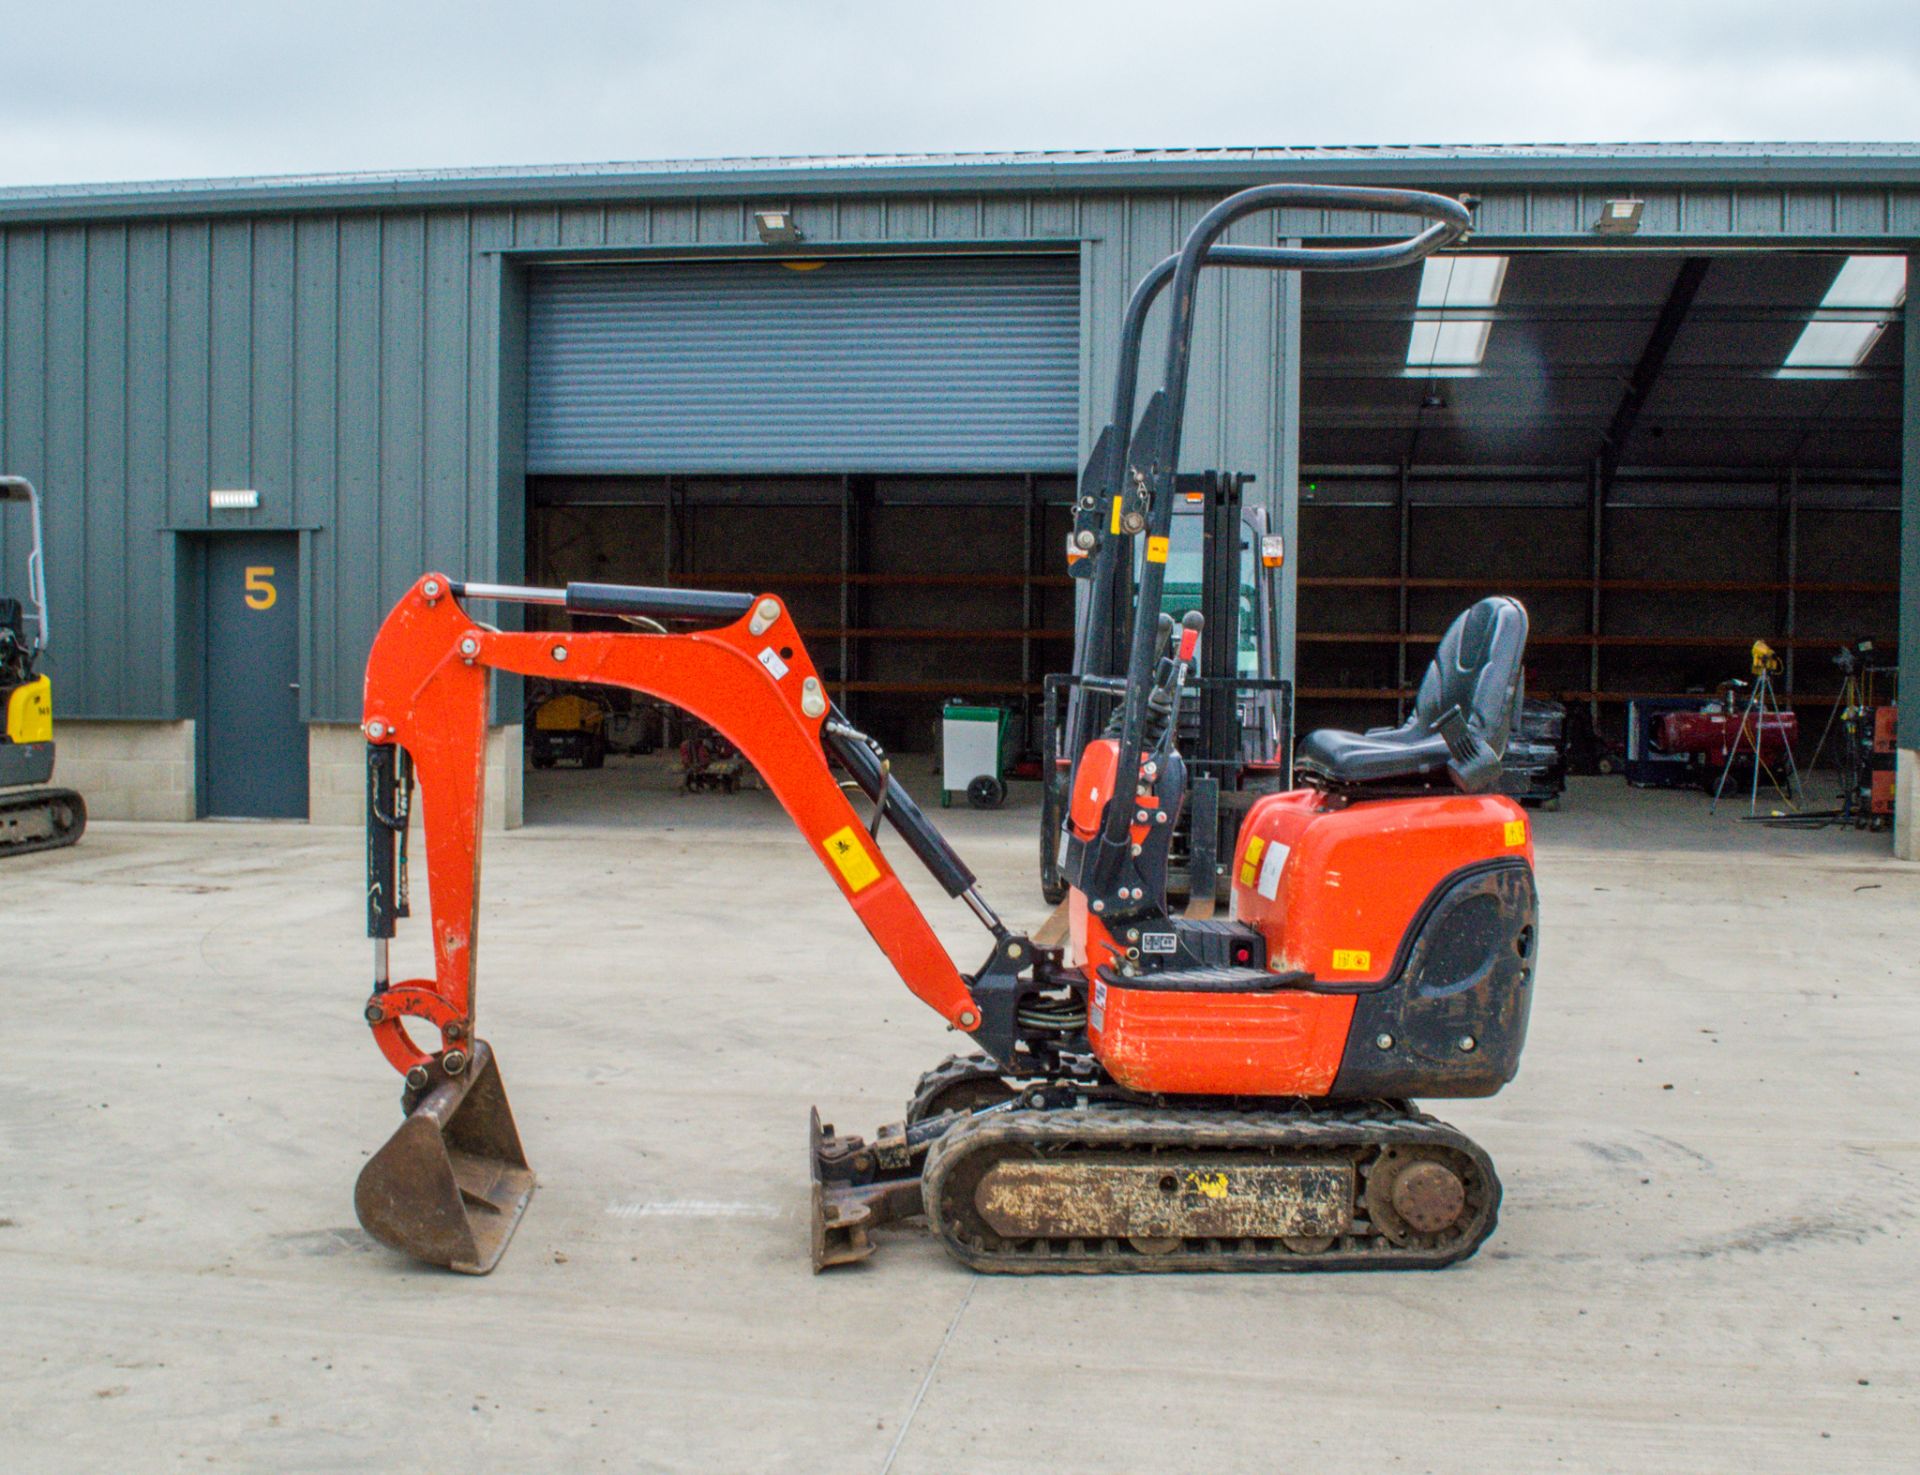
(6, 0), (1919, 188)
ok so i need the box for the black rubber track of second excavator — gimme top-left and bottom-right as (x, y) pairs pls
(920, 1103), (1500, 1275)
(0, 788), (86, 858)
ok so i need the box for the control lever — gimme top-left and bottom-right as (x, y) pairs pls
(1144, 611), (1204, 754)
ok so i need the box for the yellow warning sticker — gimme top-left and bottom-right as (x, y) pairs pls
(1504, 818), (1528, 847)
(1238, 835), (1265, 887)
(1109, 495), (1125, 536)
(823, 825), (881, 893)
(1187, 1171), (1230, 1199)
(1331, 948), (1372, 972)
(1145, 535), (1169, 564)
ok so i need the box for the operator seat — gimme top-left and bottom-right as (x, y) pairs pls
(1296, 596), (1528, 794)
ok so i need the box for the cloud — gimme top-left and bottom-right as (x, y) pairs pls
(3, 1), (1917, 187)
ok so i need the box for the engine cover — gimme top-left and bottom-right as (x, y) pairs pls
(1084, 788), (1537, 1101)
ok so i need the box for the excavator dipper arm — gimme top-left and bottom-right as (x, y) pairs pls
(360, 572), (983, 1080)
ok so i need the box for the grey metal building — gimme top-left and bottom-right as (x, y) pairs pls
(0, 144), (1916, 851)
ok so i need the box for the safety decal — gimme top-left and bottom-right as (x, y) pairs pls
(1255, 839), (1290, 900)
(1504, 818), (1527, 847)
(758, 647), (790, 680)
(1090, 979), (1107, 1033)
(1187, 1172), (1230, 1199)
(1142, 932), (1177, 954)
(1109, 495), (1125, 536)
(1145, 535), (1169, 564)
(1238, 834), (1266, 888)
(1331, 948), (1371, 972)
(822, 825), (881, 893)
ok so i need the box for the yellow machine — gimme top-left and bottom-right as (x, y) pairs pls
(527, 689), (607, 769)
(1, 476), (86, 854)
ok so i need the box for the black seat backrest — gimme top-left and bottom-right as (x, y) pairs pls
(1412, 596), (1528, 761)
(0, 597), (26, 685)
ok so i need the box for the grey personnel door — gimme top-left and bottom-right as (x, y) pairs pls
(203, 533), (306, 819)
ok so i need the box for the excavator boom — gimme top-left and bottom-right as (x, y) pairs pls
(356, 573), (1017, 1269)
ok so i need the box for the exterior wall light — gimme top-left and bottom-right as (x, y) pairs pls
(754, 209), (804, 245)
(209, 488), (260, 510)
(1594, 199), (1645, 235)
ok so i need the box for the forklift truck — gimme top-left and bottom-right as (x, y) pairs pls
(1039, 469), (1290, 907)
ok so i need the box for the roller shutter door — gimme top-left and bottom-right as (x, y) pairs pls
(527, 254), (1079, 474)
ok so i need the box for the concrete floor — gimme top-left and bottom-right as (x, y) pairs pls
(3, 766), (1917, 1472)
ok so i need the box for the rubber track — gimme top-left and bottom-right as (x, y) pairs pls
(904, 1054), (1021, 1124)
(0, 787), (85, 858)
(921, 1102), (1499, 1274)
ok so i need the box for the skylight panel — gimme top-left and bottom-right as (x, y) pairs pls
(1782, 256), (1907, 369)
(1783, 319), (1886, 370)
(1408, 255), (1506, 368)
(1415, 255), (1508, 309)
(1407, 318), (1493, 367)
(1820, 255), (1906, 309)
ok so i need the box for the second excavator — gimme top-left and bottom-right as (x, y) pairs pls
(351, 182), (1539, 1276)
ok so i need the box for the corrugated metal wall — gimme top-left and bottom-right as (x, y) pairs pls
(0, 190), (1313, 722)
(0, 214), (510, 721)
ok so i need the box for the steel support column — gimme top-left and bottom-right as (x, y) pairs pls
(1897, 257), (1920, 858)
(1274, 257), (1302, 685)
(1396, 459), (1411, 721)
(1588, 457), (1604, 719)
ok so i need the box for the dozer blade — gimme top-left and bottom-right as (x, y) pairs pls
(808, 1106), (928, 1272)
(354, 1039), (534, 1274)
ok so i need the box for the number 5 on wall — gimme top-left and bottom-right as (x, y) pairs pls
(245, 566), (277, 610)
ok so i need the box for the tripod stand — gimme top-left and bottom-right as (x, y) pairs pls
(1710, 643), (1802, 816)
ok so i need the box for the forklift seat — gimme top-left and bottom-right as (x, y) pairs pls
(1295, 597), (1528, 794)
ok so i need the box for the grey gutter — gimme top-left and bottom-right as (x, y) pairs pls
(4, 145), (1920, 226)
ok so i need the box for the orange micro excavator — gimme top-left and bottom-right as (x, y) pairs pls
(352, 183), (1540, 1276)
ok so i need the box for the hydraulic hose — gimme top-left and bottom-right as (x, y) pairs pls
(821, 706), (977, 898)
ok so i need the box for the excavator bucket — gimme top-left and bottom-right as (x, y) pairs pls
(354, 1040), (534, 1274)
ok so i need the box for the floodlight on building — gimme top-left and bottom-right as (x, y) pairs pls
(209, 488), (260, 510)
(1594, 199), (1645, 234)
(754, 209), (804, 245)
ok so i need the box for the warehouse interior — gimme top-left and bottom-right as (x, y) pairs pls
(1297, 246), (1900, 738)
(522, 243), (1901, 790)
(528, 474), (1077, 753)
